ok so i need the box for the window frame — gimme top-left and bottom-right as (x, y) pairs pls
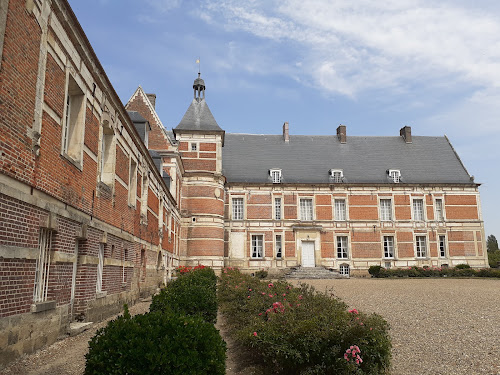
(334, 199), (347, 221)
(232, 197), (244, 220)
(415, 235), (427, 258)
(96, 243), (104, 292)
(336, 236), (349, 259)
(383, 235), (395, 258)
(251, 234), (264, 259)
(379, 198), (393, 221)
(388, 169), (401, 183)
(439, 235), (447, 258)
(275, 234), (283, 259)
(61, 74), (86, 166)
(128, 158), (138, 207)
(274, 197), (282, 220)
(34, 228), (53, 303)
(412, 198), (425, 221)
(270, 169), (282, 184)
(339, 264), (350, 276)
(435, 198), (445, 222)
(299, 198), (314, 221)
(190, 142), (198, 151)
(330, 169), (343, 183)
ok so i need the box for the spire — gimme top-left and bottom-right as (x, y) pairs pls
(193, 72), (205, 101)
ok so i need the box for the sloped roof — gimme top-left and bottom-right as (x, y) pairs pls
(174, 99), (223, 133)
(222, 134), (473, 184)
(127, 110), (147, 123)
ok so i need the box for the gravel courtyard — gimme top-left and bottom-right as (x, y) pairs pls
(2, 278), (499, 375)
(293, 278), (500, 375)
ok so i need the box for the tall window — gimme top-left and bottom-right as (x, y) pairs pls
(128, 159), (138, 206)
(251, 235), (263, 258)
(300, 199), (313, 221)
(380, 199), (392, 221)
(62, 75), (85, 162)
(413, 199), (424, 221)
(275, 235), (282, 259)
(334, 199), (346, 221)
(141, 175), (148, 217)
(383, 236), (394, 258)
(337, 236), (348, 258)
(439, 235), (446, 257)
(416, 236), (427, 258)
(99, 122), (115, 185)
(232, 198), (244, 220)
(96, 244), (104, 292)
(274, 198), (282, 220)
(123, 248), (129, 283)
(435, 199), (444, 221)
(270, 169), (282, 183)
(34, 228), (53, 303)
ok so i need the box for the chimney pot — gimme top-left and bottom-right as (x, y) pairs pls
(283, 122), (289, 143)
(400, 126), (412, 143)
(146, 93), (156, 109)
(337, 124), (346, 143)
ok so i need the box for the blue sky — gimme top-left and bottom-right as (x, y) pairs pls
(69, 0), (499, 239)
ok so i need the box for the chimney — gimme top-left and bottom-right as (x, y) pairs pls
(337, 124), (346, 144)
(400, 126), (412, 143)
(283, 122), (289, 143)
(146, 93), (156, 109)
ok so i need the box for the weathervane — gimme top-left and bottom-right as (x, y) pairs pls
(196, 57), (201, 74)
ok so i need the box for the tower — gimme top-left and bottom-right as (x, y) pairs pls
(173, 74), (225, 268)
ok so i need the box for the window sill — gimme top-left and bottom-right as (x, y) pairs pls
(31, 300), (56, 313)
(61, 152), (83, 171)
(250, 258), (265, 260)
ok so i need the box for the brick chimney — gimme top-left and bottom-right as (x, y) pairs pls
(146, 93), (156, 109)
(283, 122), (289, 143)
(400, 126), (412, 143)
(337, 124), (346, 144)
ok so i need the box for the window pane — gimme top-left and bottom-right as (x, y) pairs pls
(275, 198), (281, 220)
(276, 235), (282, 259)
(416, 236), (427, 257)
(232, 198), (244, 220)
(413, 199), (424, 221)
(439, 235), (446, 257)
(435, 199), (444, 221)
(335, 200), (346, 221)
(337, 236), (348, 258)
(380, 199), (392, 221)
(384, 236), (394, 258)
(252, 235), (263, 258)
(300, 199), (313, 221)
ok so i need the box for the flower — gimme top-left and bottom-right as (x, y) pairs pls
(349, 309), (359, 314)
(253, 332), (257, 337)
(268, 283), (274, 288)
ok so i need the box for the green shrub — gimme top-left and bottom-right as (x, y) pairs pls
(455, 263), (471, 269)
(254, 269), (268, 279)
(219, 268), (391, 374)
(488, 251), (500, 268)
(150, 267), (217, 323)
(368, 265), (383, 277)
(85, 307), (226, 375)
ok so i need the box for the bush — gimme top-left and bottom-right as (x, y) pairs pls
(150, 267), (217, 323)
(254, 269), (268, 279)
(488, 251), (500, 268)
(455, 263), (471, 269)
(368, 265), (383, 277)
(219, 268), (391, 374)
(85, 307), (226, 375)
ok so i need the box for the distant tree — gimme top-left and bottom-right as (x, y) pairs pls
(487, 235), (499, 253)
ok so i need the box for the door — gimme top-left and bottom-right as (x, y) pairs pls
(302, 241), (315, 267)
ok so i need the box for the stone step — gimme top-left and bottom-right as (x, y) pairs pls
(68, 322), (93, 336)
(285, 267), (346, 279)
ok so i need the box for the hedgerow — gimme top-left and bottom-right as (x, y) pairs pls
(218, 268), (391, 374)
(368, 265), (500, 278)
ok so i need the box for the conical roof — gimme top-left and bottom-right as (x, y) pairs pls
(174, 98), (223, 132)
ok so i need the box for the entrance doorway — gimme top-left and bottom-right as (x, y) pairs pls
(301, 241), (315, 267)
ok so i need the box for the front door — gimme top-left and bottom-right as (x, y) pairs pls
(302, 241), (315, 267)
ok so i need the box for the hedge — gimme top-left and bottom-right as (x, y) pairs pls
(368, 265), (500, 278)
(219, 268), (391, 374)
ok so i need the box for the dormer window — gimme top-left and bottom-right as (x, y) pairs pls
(388, 169), (401, 183)
(329, 169), (343, 183)
(270, 169), (282, 183)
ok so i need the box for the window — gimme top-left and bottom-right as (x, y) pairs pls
(96, 244), (104, 292)
(191, 143), (197, 151)
(99, 124), (115, 185)
(339, 264), (349, 276)
(413, 199), (424, 221)
(123, 248), (129, 283)
(334, 199), (346, 221)
(384, 261), (391, 269)
(388, 169), (401, 183)
(232, 198), (244, 220)
(141, 174), (148, 217)
(435, 199), (444, 221)
(330, 169), (343, 183)
(270, 169), (282, 183)
(275, 235), (282, 259)
(251, 235), (263, 258)
(128, 159), (138, 206)
(34, 228), (53, 303)
(62, 75), (85, 163)
(300, 198), (313, 221)
(274, 198), (282, 220)
(439, 235), (446, 257)
(415, 236), (427, 258)
(337, 236), (348, 259)
(383, 236), (394, 258)
(380, 199), (392, 221)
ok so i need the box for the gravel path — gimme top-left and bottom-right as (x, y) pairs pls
(292, 278), (500, 375)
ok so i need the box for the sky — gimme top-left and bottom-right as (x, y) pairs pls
(68, 0), (499, 239)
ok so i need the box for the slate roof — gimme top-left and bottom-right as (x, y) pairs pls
(221, 134), (473, 184)
(174, 99), (223, 133)
(128, 111), (147, 123)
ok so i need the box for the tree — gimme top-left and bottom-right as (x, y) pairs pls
(487, 235), (499, 253)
